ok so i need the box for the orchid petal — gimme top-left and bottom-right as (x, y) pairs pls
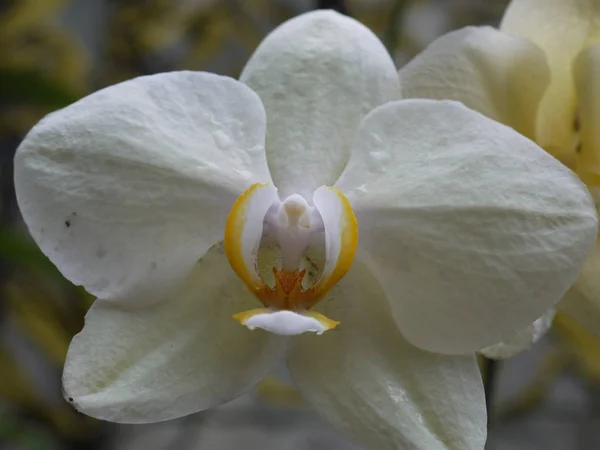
(336, 99), (598, 354)
(240, 10), (400, 200)
(399, 26), (549, 141)
(500, 0), (600, 157)
(63, 243), (286, 423)
(288, 262), (486, 450)
(15, 72), (270, 302)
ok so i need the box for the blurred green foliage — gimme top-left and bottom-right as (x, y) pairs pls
(0, 69), (77, 108)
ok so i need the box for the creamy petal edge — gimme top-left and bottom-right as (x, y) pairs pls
(63, 244), (286, 423)
(398, 25), (549, 141)
(15, 71), (271, 303)
(288, 261), (486, 450)
(336, 99), (598, 354)
(500, 0), (600, 154)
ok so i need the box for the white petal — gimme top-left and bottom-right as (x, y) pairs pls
(399, 26), (549, 141)
(240, 10), (400, 200)
(335, 99), (598, 354)
(479, 309), (555, 360)
(500, 0), (600, 156)
(15, 72), (271, 302)
(288, 262), (486, 450)
(63, 243), (286, 423)
(574, 43), (600, 186)
(558, 240), (600, 336)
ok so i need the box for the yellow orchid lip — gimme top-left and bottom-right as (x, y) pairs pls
(224, 182), (358, 335)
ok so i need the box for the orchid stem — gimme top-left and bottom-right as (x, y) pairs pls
(483, 357), (499, 427)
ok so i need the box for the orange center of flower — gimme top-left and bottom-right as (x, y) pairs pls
(222, 183), (358, 335)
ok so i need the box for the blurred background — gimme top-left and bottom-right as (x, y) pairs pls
(0, 0), (599, 449)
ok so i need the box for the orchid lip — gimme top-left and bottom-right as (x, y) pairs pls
(224, 183), (358, 335)
(232, 308), (340, 336)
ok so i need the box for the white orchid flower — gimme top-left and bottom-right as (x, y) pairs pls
(399, 0), (600, 343)
(14, 10), (598, 450)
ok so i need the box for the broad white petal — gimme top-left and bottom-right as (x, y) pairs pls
(15, 72), (270, 302)
(288, 262), (486, 450)
(63, 243), (286, 423)
(558, 241), (600, 336)
(399, 26), (549, 141)
(574, 43), (600, 186)
(479, 309), (555, 360)
(336, 99), (598, 354)
(240, 10), (400, 200)
(500, 0), (600, 157)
